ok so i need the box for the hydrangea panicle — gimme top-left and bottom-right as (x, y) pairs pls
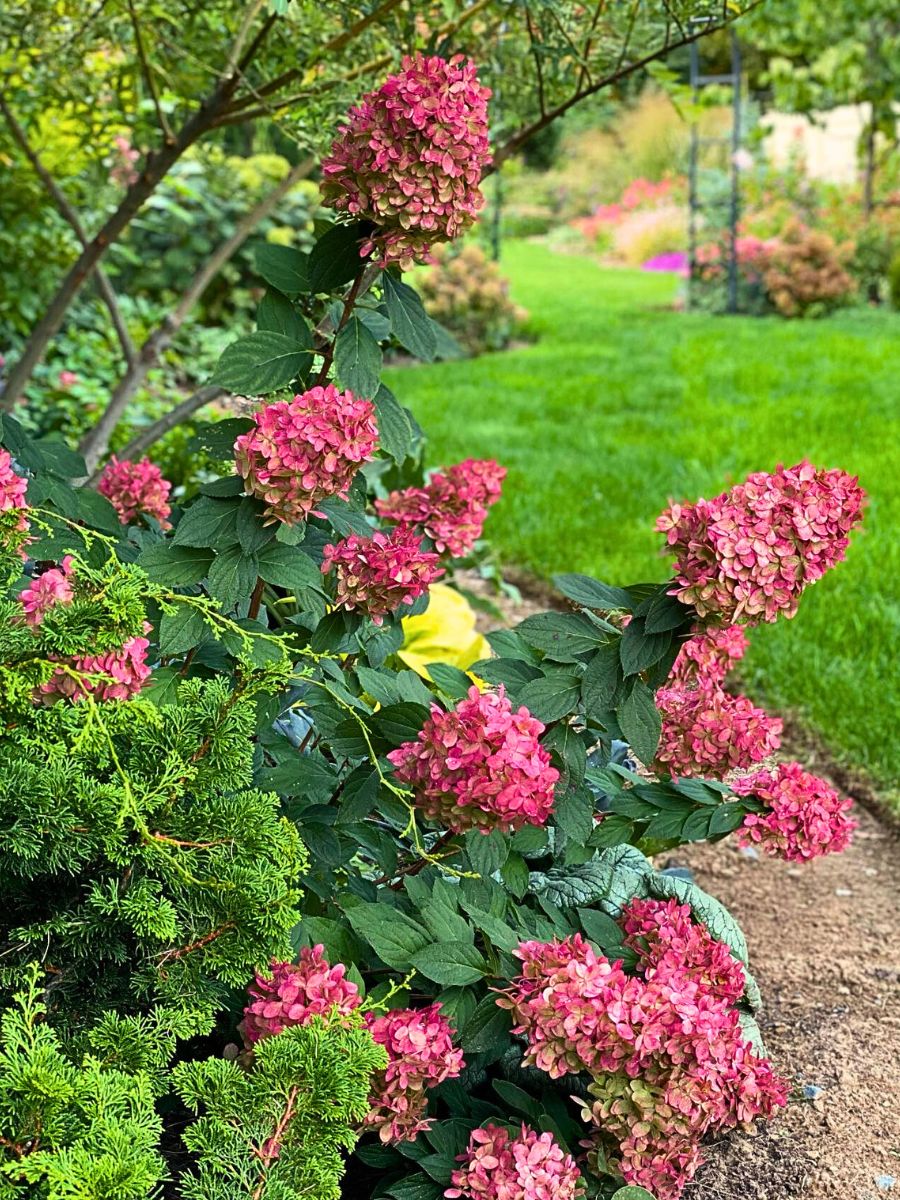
(446, 1123), (583, 1200)
(240, 947), (362, 1046)
(669, 625), (749, 688)
(98, 455), (173, 528)
(732, 762), (856, 862)
(321, 527), (443, 624)
(376, 458), (506, 558)
(657, 461), (865, 624)
(499, 902), (787, 1199)
(364, 1003), (464, 1144)
(234, 386), (378, 526)
(321, 54), (491, 268)
(388, 685), (559, 834)
(654, 683), (782, 779)
(19, 556), (75, 626)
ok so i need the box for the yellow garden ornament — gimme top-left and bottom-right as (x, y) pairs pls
(398, 583), (490, 681)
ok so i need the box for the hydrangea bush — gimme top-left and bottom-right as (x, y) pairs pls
(0, 52), (867, 1200)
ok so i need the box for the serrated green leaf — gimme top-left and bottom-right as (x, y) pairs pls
(616, 679), (661, 764)
(158, 606), (207, 656)
(619, 618), (674, 676)
(373, 383), (413, 463)
(516, 611), (608, 660)
(582, 640), (622, 714)
(255, 244), (310, 296)
(173, 496), (241, 549)
(410, 941), (486, 986)
(383, 272), (437, 361)
(517, 671), (581, 723)
(138, 543), (213, 586)
(257, 543), (324, 593)
(207, 546), (258, 611)
(334, 316), (382, 398)
(345, 903), (431, 970)
(212, 330), (311, 394)
(459, 995), (513, 1053)
(308, 221), (368, 292)
(553, 573), (633, 611)
(257, 288), (309, 340)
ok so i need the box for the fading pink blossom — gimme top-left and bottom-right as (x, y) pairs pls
(321, 54), (491, 268)
(732, 761), (856, 862)
(98, 456), (172, 528)
(376, 458), (505, 558)
(498, 902), (787, 1199)
(364, 1003), (464, 1144)
(240, 948), (362, 1046)
(388, 684), (559, 834)
(110, 135), (140, 187)
(19, 556), (75, 625)
(657, 461), (865, 625)
(654, 682), (782, 779)
(234, 386), (378, 526)
(0, 448), (30, 544)
(58, 370), (79, 389)
(669, 626), (749, 689)
(40, 633), (152, 703)
(322, 526), (443, 624)
(446, 1124), (583, 1200)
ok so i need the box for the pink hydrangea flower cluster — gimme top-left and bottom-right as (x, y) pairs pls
(39, 632), (152, 703)
(388, 685), (559, 834)
(0, 448), (29, 545)
(234, 387), (378, 526)
(321, 54), (491, 268)
(364, 1003), (464, 1144)
(98, 456), (173, 528)
(446, 1124), (583, 1200)
(654, 682), (782, 780)
(732, 762), (856, 862)
(19, 556), (75, 625)
(110, 134), (140, 187)
(240, 948), (362, 1046)
(376, 458), (506, 558)
(321, 527), (443, 624)
(497, 901), (787, 1199)
(656, 461), (865, 624)
(669, 625), (748, 688)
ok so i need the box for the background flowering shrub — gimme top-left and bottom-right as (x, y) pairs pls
(416, 242), (529, 355)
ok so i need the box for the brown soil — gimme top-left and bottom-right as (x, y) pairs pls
(456, 569), (900, 1199)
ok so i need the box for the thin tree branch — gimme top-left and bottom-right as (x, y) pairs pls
(525, 7), (547, 119)
(0, 93), (138, 371)
(128, 0), (175, 144)
(113, 385), (225, 466)
(225, 0), (269, 79)
(490, 1), (761, 170)
(80, 156), (314, 475)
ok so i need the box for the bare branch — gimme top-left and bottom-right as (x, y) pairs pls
(0, 93), (137, 371)
(525, 7), (548, 119)
(128, 0), (175, 144)
(111, 385), (226, 467)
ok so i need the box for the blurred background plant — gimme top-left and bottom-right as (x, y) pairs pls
(414, 243), (529, 356)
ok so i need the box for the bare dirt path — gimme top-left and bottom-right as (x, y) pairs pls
(459, 569), (900, 1200)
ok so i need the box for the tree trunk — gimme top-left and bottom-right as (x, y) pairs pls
(79, 157), (313, 475)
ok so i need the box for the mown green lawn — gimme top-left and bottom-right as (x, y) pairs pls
(385, 241), (900, 800)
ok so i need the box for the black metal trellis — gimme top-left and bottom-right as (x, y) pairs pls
(688, 27), (743, 313)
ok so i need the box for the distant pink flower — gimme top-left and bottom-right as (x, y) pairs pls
(234, 386), (378, 526)
(19, 556), (75, 625)
(0, 448), (29, 545)
(321, 54), (491, 268)
(643, 251), (689, 277)
(98, 456), (172, 528)
(654, 682), (781, 779)
(40, 632), (152, 703)
(58, 370), (79, 389)
(388, 684), (559, 834)
(110, 134), (140, 187)
(732, 148), (754, 171)
(322, 526), (443, 624)
(365, 1003), (464, 1144)
(376, 458), (505, 558)
(240, 948), (362, 1047)
(733, 762), (856, 862)
(657, 461), (865, 624)
(446, 1124), (583, 1200)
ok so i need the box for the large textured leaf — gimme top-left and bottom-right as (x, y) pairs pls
(308, 221), (368, 292)
(581, 640), (622, 714)
(516, 612), (607, 660)
(138, 543), (213, 586)
(207, 546), (258, 611)
(517, 671), (581, 723)
(212, 330), (312, 394)
(373, 384), (414, 463)
(529, 846), (652, 914)
(257, 288), (310, 340)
